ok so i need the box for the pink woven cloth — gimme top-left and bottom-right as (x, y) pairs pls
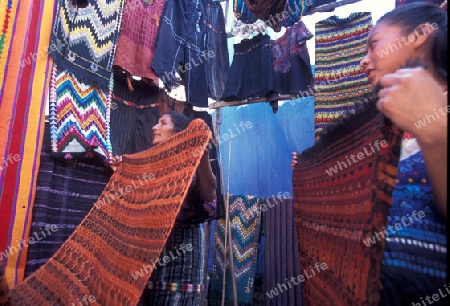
(114, 0), (166, 82)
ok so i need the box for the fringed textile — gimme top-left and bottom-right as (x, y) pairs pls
(113, 0), (166, 83)
(293, 102), (404, 305)
(49, 0), (125, 91)
(209, 195), (263, 306)
(264, 197), (304, 306)
(0, 0), (55, 287)
(49, 64), (112, 158)
(6, 119), (211, 305)
(313, 12), (373, 139)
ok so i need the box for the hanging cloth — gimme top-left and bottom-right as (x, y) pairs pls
(49, 0), (125, 91)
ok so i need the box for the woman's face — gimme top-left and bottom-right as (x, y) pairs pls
(152, 114), (177, 145)
(360, 22), (417, 87)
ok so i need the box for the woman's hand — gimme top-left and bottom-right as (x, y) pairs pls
(109, 155), (123, 172)
(291, 152), (298, 169)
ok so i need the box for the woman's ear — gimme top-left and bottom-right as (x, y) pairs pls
(411, 23), (438, 49)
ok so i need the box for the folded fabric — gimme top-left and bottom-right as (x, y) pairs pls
(6, 119), (211, 306)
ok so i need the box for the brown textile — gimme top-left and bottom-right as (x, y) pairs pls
(243, 0), (288, 30)
(6, 119), (211, 306)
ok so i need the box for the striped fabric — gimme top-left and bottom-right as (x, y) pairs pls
(49, 0), (125, 91)
(49, 64), (112, 158)
(6, 119), (211, 305)
(313, 12), (373, 138)
(0, 0), (55, 287)
(264, 197), (304, 306)
(209, 195), (263, 306)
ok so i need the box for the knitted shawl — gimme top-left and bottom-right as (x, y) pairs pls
(5, 119), (211, 306)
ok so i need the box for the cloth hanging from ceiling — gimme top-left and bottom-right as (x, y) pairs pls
(110, 73), (160, 156)
(23, 123), (112, 278)
(49, 64), (113, 158)
(5, 119), (211, 305)
(313, 12), (373, 139)
(49, 0), (125, 91)
(151, 0), (209, 107)
(208, 195), (263, 306)
(113, 0), (166, 83)
(264, 197), (304, 306)
(205, 0), (230, 100)
(222, 34), (275, 102)
(293, 101), (404, 305)
(234, 0), (311, 31)
(271, 20), (314, 95)
(0, 0), (55, 288)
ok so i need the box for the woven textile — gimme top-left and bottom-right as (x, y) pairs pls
(313, 12), (373, 138)
(234, 0), (310, 30)
(24, 124), (112, 277)
(0, 0), (55, 287)
(49, 64), (112, 158)
(293, 102), (404, 305)
(49, 0), (125, 91)
(6, 119), (211, 306)
(113, 0), (166, 82)
(209, 195), (263, 306)
(0, 0), (13, 59)
(264, 197), (304, 306)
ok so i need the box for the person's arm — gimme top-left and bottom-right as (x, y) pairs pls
(378, 68), (447, 218)
(195, 149), (217, 202)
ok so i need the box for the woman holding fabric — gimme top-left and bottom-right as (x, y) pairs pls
(293, 2), (447, 305)
(111, 111), (216, 305)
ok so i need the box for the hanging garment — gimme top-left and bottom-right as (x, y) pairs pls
(113, 0), (166, 83)
(49, 0), (125, 91)
(24, 123), (112, 278)
(222, 34), (275, 102)
(49, 64), (113, 158)
(110, 74), (160, 156)
(271, 20), (314, 95)
(234, 0), (311, 31)
(208, 195), (264, 306)
(6, 119), (211, 306)
(205, 0), (230, 100)
(379, 139), (447, 305)
(264, 197), (304, 306)
(313, 12), (373, 139)
(0, 0), (55, 287)
(292, 102), (404, 305)
(151, 0), (209, 107)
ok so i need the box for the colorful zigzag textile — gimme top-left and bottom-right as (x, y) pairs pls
(234, 0), (310, 30)
(4, 119), (211, 306)
(209, 195), (263, 306)
(49, 0), (125, 91)
(293, 101), (404, 305)
(113, 0), (166, 82)
(0, 0), (55, 287)
(49, 64), (112, 158)
(313, 12), (373, 139)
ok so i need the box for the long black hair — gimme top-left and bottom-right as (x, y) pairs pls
(378, 2), (447, 80)
(164, 111), (191, 132)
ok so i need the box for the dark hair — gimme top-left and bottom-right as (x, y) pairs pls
(378, 2), (447, 80)
(164, 111), (191, 132)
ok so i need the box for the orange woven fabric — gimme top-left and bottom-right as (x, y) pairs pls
(6, 119), (211, 306)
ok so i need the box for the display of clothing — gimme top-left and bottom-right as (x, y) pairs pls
(151, 0), (209, 107)
(7, 119), (212, 305)
(293, 102), (404, 305)
(271, 20), (314, 95)
(380, 139), (447, 305)
(113, 0), (166, 83)
(49, 0), (125, 91)
(313, 12), (373, 139)
(209, 195), (264, 306)
(49, 64), (113, 158)
(222, 34), (275, 102)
